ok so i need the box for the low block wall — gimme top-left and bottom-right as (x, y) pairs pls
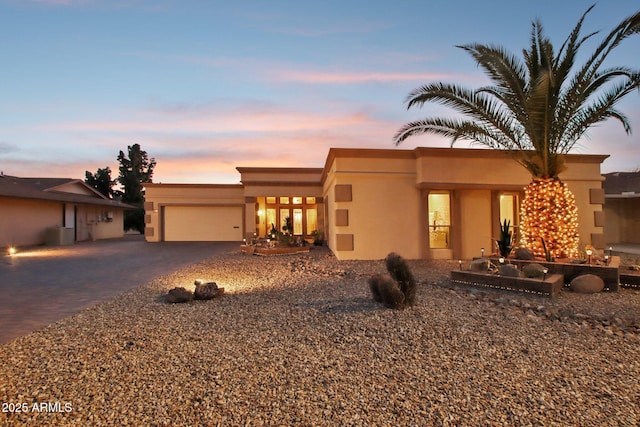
(451, 270), (564, 298)
(502, 257), (620, 292)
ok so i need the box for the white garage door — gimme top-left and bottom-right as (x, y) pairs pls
(164, 206), (243, 241)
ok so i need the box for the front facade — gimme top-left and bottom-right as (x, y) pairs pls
(144, 147), (608, 260)
(0, 175), (133, 248)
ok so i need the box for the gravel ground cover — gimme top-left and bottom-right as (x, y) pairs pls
(1, 247), (640, 426)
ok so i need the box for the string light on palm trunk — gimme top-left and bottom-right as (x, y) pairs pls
(519, 178), (579, 259)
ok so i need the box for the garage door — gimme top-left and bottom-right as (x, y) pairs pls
(164, 206), (243, 241)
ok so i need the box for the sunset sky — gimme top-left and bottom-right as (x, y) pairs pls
(1, 0), (639, 184)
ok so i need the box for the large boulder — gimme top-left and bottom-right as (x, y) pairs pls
(514, 247), (535, 260)
(470, 258), (490, 272)
(522, 263), (546, 279)
(194, 281), (224, 300)
(166, 287), (194, 303)
(570, 274), (605, 294)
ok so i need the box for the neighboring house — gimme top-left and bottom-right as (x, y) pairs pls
(603, 171), (640, 244)
(144, 147), (608, 260)
(0, 173), (135, 248)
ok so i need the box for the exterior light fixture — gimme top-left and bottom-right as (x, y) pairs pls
(543, 268), (548, 280)
(8, 246), (16, 256)
(499, 257), (505, 264)
(481, 248), (485, 258)
(608, 247), (613, 257)
(586, 249), (593, 265)
(604, 255), (609, 265)
(458, 260), (462, 270)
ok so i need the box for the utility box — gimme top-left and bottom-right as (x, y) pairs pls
(45, 227), (75, 246)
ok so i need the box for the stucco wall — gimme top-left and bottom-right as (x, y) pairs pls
(324, 147), (608, 260)
(323, 155), (422, 260)
(605, 198), (640, 244)
(0, 198), (62, 246)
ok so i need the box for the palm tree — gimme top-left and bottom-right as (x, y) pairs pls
(394, 5), (640, 258)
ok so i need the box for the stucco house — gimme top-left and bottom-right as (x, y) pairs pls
(603, 171), (640, 245)
(0, 174), (134, 248)
(144, 147), (608, 260)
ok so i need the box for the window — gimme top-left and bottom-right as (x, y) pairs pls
(306, 208), (318, 234)
(499, 193), (518, 226)
(428, 193), (451, 249)
(261, 195), (318, 236)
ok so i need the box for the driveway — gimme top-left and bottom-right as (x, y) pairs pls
(0, 235), (237, 344)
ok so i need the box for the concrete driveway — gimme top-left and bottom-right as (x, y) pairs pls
(0, 235), (237, 344)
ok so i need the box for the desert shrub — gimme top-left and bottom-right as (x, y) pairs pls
(385, 252), (417, 306)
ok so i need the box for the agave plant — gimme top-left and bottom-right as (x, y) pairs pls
(496, 219), (513, 258)
(394, 5), (640, 258)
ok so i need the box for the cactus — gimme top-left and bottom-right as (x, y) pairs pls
(368, 274), (404, 309)
(385, 252), (417, 306)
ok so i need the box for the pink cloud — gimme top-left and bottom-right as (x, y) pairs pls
(272, 70), (457, 84)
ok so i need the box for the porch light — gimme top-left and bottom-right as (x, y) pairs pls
(257, 209), (264, 216)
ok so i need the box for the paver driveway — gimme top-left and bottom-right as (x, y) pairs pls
(0, 235), (237, 344)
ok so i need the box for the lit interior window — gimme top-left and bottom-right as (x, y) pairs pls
(428, 193), (451, 249)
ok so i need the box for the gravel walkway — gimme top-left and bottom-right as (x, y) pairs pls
(1, 247), (639, 426)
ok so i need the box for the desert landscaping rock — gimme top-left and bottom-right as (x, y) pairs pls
(194, 281), (224, 300)
(1, 247), (640, 426)
(522, 263), (546, 278)
(470, 258), (489, 272)
(165, 286), (194, 303)
(515, 247), (536, 260)
(570, 274), (605, 293)
(499, 263), (521, 277)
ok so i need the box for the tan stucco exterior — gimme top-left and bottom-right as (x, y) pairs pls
(144, 147), (609, 261)
(0, 178), (131, 248)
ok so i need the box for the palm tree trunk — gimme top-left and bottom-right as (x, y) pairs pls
(519, 178), (580, 259)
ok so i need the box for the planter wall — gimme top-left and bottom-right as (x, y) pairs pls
(451, 270), (564, 298)
(620, 273), (640, 289)
(493, 256), (620, 292)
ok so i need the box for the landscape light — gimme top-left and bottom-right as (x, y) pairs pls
(8, 246), (16, 256)
(586, 249), (593, 264)
(481, 248), (485, 257)
(458, 260), (462, 270)
(604, 255), (609, 265)
(543, 268), (548, 280)
(499, 257), (505, 264)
